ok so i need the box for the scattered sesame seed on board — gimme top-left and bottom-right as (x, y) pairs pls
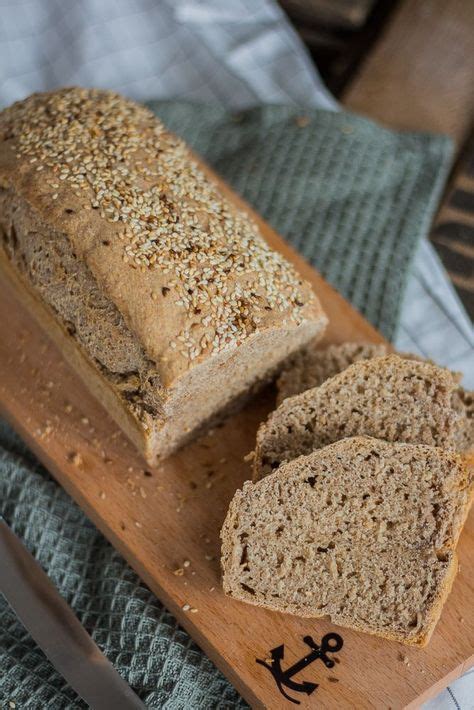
(182, 603), (191, 611)
(3, 87), (313, 367)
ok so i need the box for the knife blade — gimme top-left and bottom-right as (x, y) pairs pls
(0, 515), (145, 710)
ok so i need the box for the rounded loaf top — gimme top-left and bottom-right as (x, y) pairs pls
(0, 88), (324, 383)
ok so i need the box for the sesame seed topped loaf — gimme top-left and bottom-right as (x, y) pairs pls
(222, 437), (472, 645)
(254, 355), (473, 480)
(0, 88), (326, 462)
(277, 341), (391, 404)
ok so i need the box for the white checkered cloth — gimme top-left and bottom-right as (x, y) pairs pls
(0, 0), (472, 706)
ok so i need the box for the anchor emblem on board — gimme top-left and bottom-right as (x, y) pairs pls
(256, 632), (343, 704)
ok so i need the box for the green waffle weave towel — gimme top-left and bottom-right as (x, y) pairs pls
(0, 103), (452, 709)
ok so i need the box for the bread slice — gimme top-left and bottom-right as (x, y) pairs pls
(277, 342), (391, 404)
(255, 354), (473, 480)
(222, 437), (472, 646)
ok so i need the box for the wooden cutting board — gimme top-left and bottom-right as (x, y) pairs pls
(0, 180), (473, 709)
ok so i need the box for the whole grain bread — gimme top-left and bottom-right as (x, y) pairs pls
(255, 355), (473, 480)
(277, 341), (391, 403)
(0, 88), (326, 463)
(222, 437), (472, 646)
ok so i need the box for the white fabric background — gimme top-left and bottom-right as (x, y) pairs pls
(0, 0), (472, 706)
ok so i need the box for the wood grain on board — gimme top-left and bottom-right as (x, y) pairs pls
(343, 0), (474, 146)
(1, 170), (473, 707)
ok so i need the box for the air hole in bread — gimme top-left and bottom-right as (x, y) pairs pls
(240, 583), (255, 595)
(240, 545), (248, 567)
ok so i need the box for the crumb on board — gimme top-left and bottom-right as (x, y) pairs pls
(183, 560), (190, 568)
(67, 451), (83, 467)
(295, 115), (310, 128)
(182, 603), (191, 611)
(173, 568), (184, 576)
(243, 451), (255, 462)
(99, 491), (106, 500)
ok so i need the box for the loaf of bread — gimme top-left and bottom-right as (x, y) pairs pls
(0, 88), (327, 463)
(222, 437), (472, 645)
(255, 355), (473, 479)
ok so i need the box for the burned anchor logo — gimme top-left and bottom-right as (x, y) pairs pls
(256, 632), (343, 704)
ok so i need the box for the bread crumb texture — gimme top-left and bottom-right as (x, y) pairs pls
(277, 341), (391, 403)
(0, 87), (315, 362)
(256, 355), (473, 479)
(222, 437), (472, 645)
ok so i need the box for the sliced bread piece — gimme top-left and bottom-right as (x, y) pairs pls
(222, 437), (472, 646)
(277, 342), (390, 403)
(255, 354), (473, 480)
